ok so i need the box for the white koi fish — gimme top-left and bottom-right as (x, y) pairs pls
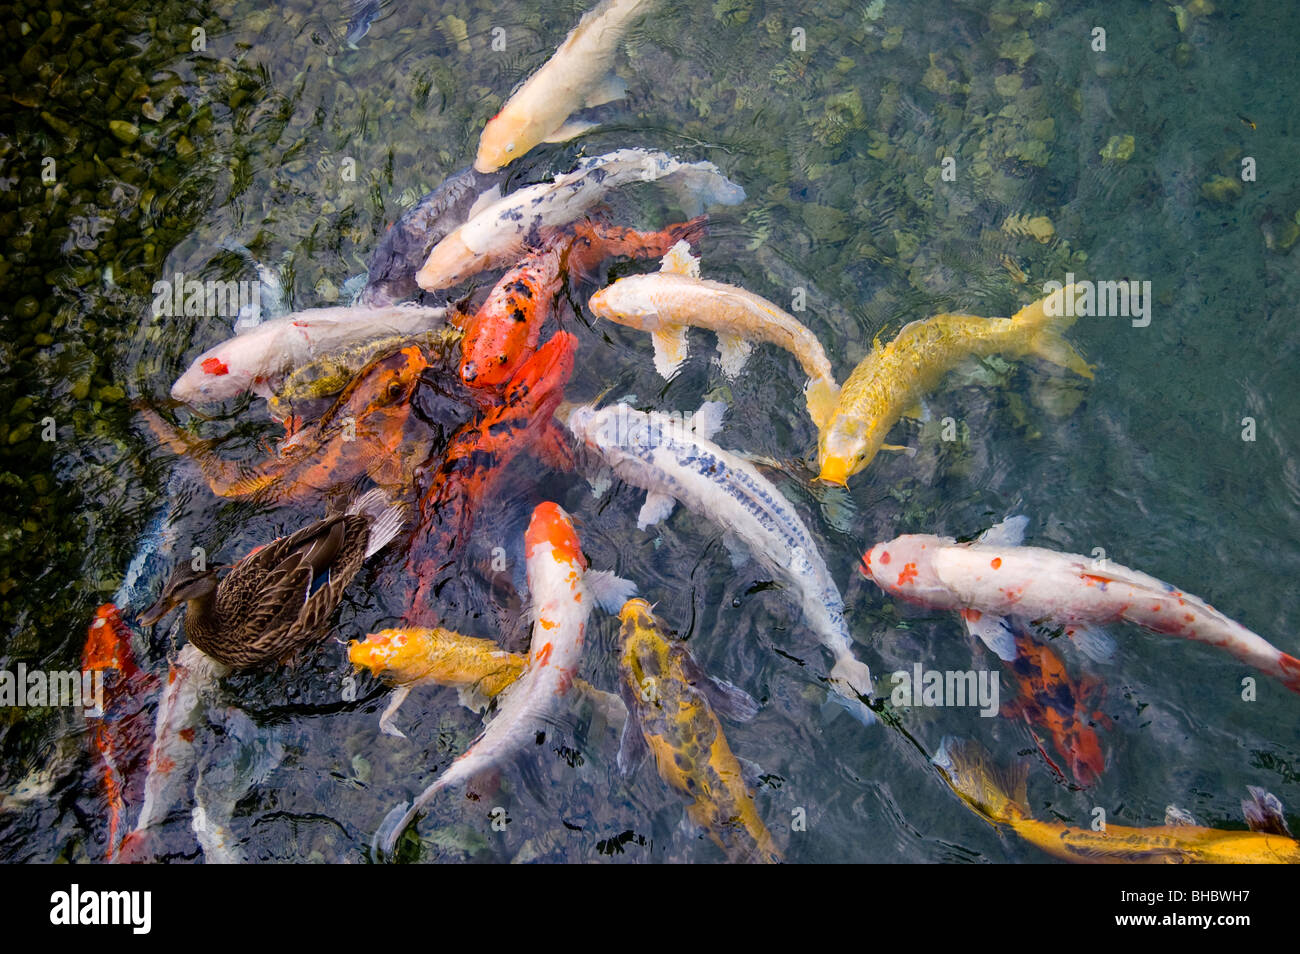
(373, 501), (634, 857)
(475, 0), (661, 173)
(588, 241), (841, 428)
(115, 643), (227, 863)
(170, 304), (446, 404)
(568, 401), (876, 723)
(860, 516), (1300, 694)
(415, 148), (744, 292)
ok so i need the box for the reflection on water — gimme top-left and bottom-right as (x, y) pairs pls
(1, 0), (1298, 863)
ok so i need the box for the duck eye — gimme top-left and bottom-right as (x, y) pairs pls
(387, 381), (403, 400)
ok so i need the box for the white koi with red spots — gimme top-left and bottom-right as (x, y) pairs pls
(373, 501), (634, 856)
(170, 304), (446, 404)
(861, 518), (1300, 694)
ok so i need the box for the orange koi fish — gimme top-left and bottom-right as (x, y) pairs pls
(458, 218), (706, 389)
(404, 331), (578, 622)
(82, 604), (160, 861)
(142, 345), (440, 502)
(1001, 629), (1110, 787)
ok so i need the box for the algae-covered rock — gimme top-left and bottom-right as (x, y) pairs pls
(998, 30), (1035, 68)
(1200, 175), (1243, 204)
(108, 120), (139, 144)
(1099, 134), (1135, 162)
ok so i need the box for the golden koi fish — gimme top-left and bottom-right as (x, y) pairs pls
(350, 627), (625, 738)
(934, 737), (1300, 864)
(588, 242), (841, 429)
(474, 0), (660, 172)
(817, 285), (1094, 485)
(616, 599), (780, 864)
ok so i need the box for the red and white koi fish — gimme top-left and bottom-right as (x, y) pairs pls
(373, 502), (634, 856)
(170, 304), (445, 404)
(115, 644), (227, 863)
(860, 516), (1300, 694)
(82, 604), (160, 861)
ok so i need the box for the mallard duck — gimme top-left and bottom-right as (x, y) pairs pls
(139, 489), (403, 669)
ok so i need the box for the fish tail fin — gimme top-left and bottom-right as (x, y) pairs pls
(804, 376), (841, 431)
(1276, 651), (1300, 695)
(1013, 284), (1095, 379)
(828, 655), (877, 726)
(932, 737), (1029, 824)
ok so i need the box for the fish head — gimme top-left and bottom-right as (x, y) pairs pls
(816, 413), (883, 486)
(616, 598), (671, 699)
(171, 348), (254, 403)
(586, 279), (655, 329)
(416, 233), (477, 292)
(524, 501), (585, 571)
(460, 297), (539, 389)
(348, 629), (419, 679)
(474, 111), (532, 174)
(333, 346), (428, 423)
(82, 604), (140, 678)
(859, 534), (950, 603)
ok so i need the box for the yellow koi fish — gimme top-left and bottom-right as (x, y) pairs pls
(817, 285), (1094, 485)
(589, 242), (841, 429)
(934, 737), (1300, 864)
(474, 0), (660, 172)
(616, 599), (781, 863)
(350, 627), (626, 738)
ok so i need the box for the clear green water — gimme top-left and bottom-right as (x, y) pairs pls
(2, 0), (1298, 862)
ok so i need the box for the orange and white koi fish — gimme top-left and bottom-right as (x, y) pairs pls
(170, 304), (446, 404)
(82, 604), (160, 861)
(373, 502), (634, 856)
(349, 627), (625, 737)
(115, 644), (227, 863)
(588, 241), (841, 428)
(416, 149), (743, 291)
(474, 0), (661, 173)
(861, 516), (1300, 694)
(935, 737), (1300, 863)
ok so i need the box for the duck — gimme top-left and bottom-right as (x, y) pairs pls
(139, 489), (403, 669)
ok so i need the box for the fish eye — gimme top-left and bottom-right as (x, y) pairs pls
(497, 354), (508, 364)
(505, 143), (515, 153)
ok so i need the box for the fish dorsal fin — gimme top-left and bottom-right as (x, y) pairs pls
(689, 401), (727, 442)
(542, 119), (599, 144)
(1242, 786), (1293, 836)
(659, 239), (700, 278)
(977, 515), (1028, 547)
(1164, 804), (1199, 827)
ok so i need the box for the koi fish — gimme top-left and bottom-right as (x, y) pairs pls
(360, 167), (506, 306)
(589, 241), (841, 428)
(1001, 627), (1109, 787)
(416, 149), (743, 292)
(860, 516), (1300, 694)
(170, 304), (446, 404)
(116, 643), (227, 863)
(459, 218), (706, 389)
(82, 604), (160, 861)
(616, 599), (779, 863)
(374, 502), (635, 856)
(474, 0), (660, 173)
(145, 345), (437, 502)
(934, 737), (1300, 863)
(404, 332), (577, 619)
(567, 401), (876, 723)
(349, 626), (626, 737)
(817, 285), (1094, 485)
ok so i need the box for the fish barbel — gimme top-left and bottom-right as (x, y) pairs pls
(588, 241), (840, 428)
(616, 599), (779, 863)
(817, 285), (1093, 484)
(934, 737), (1300, 863)
(567, 401), (876, 724)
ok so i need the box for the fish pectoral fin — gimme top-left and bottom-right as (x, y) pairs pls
(575, 680), (629, 733)
(735, 755), (765, 793)
(583, 569), (639, 614)
(378, 686), (411, 739)
(976, 515), (1029, 547)
(465, 184), (503, 220)
(615, 682), (648, 777)
(637, 491), (677, 530)
(688, 401), (728, 442)
(1063, 623), (1117, 664)
(803, 377), (840, 431)
(713, 333), (754, 379)
(963, 611), (1018, 662)
(676, 646), (760, 722)
(880, 443), (916, 457)
(649, 324), (690, 379)
(901, 400), (930, 422)
(1242, 786), (1293, 836)
(1164, 804), (1200, 827)
(542, 119), (600, 144)
(456, 685), (492, 714)
(720, 533), (750, 569)
(583, 73), (628, 108)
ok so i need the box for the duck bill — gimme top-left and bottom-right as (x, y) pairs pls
(138, 595), (177, 627)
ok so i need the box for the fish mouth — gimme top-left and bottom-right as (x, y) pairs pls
(815, 464), (851, 487)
